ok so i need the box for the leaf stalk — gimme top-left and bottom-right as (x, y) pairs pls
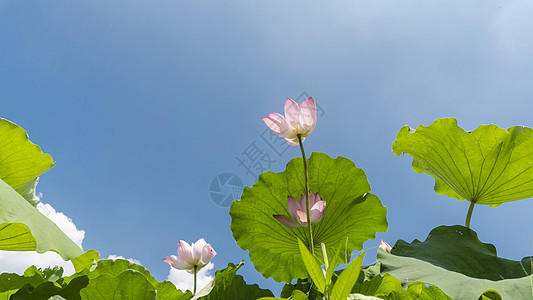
(298, 134), (314, 255)
(193, 265), (197, 295)
(465, 200), (476, 228)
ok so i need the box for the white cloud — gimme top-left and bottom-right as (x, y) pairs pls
(0, 201), (85, 276)
(167, 262), (215, 293)
(107, 254), (142, 266)
(0, 198), (145, 279)
(36, 202), (85, 248)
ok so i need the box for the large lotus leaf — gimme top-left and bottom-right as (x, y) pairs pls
(230, 152), (388, 282)
(0, 223), (36, 251)
(80, 270), (156, 300)
(11, 276), (88, 300)
(198, 261), (274, 300)
(379, 225), (533, 299)
(0, 178), (83, 259)
(0, 118), (82, 258)
(257, 290), (308, 300)
(71, 250), (100, 273)
(66, 259), (191, 300)
(280, 279), (319, 299)
(0, 118), (54, 206)
(392, 118), (533, 207)
(353, 272), (453, 300)
(0, 265), (88, 300)
(0, 270), (44, 299)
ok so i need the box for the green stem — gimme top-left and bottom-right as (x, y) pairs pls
(193, 265), (197, 295)
(298, 134), (314, 256)
(321, 242), (329, 271)
(321, 242), (331, 300)
(465, 200), (476, 228)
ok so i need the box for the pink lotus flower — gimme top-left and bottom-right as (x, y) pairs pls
(379, 240), (392, 253)
(163, 238), (216, 273)
(262, 97), (317, 145)
(273, 192), (326, 228)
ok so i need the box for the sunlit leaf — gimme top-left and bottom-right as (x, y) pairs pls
(198, 261), (274, 300)
(280, 279), (319, 300)
(379, 225), (533, 299)
(0, 178), (83, 259)
(11, 276), (88, 300)
(69, 258), (191, 300)
(346, 294), (382, 300)
(0, 265), (88, 300)
(0, 223), (36, 251)
(353, 269), (454, 299)
(80, 270), (155, 300)
(393, 118), (533, 207)
(297, 238), (325, 294)
(0, 269), (43, 299)
(230, 152), (387, 282)
(72, 250), (100, 273)
(257, 290), (308, 300)
(331, 252), (364, 300)
(0, 118), (82, 258)
(0, 119), (54, 206)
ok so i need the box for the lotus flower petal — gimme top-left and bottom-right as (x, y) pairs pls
(192, 238), (207, 260)
(262, 113), (290, 136)
(163, 254), (194, 270)
(379, 239), (392, 253)
(310, 199), (326, 212)
(307, 192), (317, 207)
(273, 214), (302, 228)
(199, 243), (217, 267)
(275, 193), (326, 228)
(262, 97), (317, 146)
(298, 194), (307, 211)
(296, 209), (308, 226)
(177, 240), (194, 263)
(287, 196), (300, 221)
(164, 238), (216, 273)
(284, 98), (301, 130)
(285, 137), (300, 145)
(299, 97), (317, 134)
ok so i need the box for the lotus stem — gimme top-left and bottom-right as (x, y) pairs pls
(193, 265), (197, 295)
(465, 200), (476, 228)
(298, 134), (314, 255)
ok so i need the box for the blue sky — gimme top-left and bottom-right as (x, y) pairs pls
(2, 0), (533, 294)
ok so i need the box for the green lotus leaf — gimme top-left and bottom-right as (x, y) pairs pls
(80, 270), (156, 300)
(392, 118), (533, 207)
(379, 225), (533, 299)
(347, 294), (382, 300)
(11, 276), (88, 300)
(230, 152), (388, 282)
(280, 279), (319, 299)
(353, 273), (453, 300)
(0, 118), (54, 206)
(0, 269), (44, 299)
(0, 118), (83, 258)
(72, 250), (100, 273)
(0, 223), (36, 251)
(66, 258), (191, 300)
(0, 265), (88, 300)
(198, 261), (274, 300)
(0, 178), (83, 259)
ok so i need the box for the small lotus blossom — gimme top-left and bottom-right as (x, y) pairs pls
(379, 240), (392, 253)
(262, 97), (317, 145)
(273, 192), (326, 228)
(163, 238), (216, 274)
